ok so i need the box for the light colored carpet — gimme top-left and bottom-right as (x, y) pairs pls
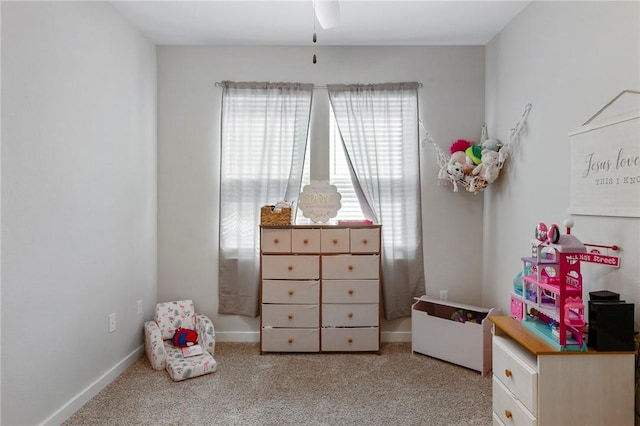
(63, 342), (492, 426)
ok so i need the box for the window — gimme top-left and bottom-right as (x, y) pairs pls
(296, 99), (364, 222)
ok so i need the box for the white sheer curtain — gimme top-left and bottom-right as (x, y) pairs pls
(219, 81), (313, 317)
(327, 83), (425, 320)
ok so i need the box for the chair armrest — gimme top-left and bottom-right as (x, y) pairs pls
(144, 321), (166, 370)
(196, 313), (216, 356)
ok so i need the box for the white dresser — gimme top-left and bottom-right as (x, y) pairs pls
(490, 316), (634, 426)
(260, 225), (381, 353)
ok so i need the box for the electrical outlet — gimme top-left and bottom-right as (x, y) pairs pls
(137, 299), (142, 316)
(108, 313), (116, 333)
(439, 290), (448, 301)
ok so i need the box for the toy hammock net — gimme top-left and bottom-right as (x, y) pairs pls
(421, 103), (532, 194)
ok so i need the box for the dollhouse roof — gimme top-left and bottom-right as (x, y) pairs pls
(550, 234), (587, 253)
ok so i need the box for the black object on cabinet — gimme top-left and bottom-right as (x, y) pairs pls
(588, 300), (634, 351)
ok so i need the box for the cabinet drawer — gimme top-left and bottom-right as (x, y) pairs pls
(261, 328), (319, 352)
(322, 255), (379, 279)
(493, 335), (538, 414)
(262, 255), (320, 279)
(322, 280), (379, 304)
(262, 280), (319, 304)
(292, 228), (321, 253)
(350, 228), (380, 253)
(262, 304), (319, 328)
(322, 303), (379, 327)
(492, 376), (537, 426)
(321, 327), (379, 351)
(321, 228), (350, 253)
(261, 228), (291, 253)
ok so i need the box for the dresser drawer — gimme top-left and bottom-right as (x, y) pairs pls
(322, 303), (379, 327)
(322, 254), (379, 279)
(492, 376), (537, 426)
(261, 228), (291, 253)
(350, 228), (380, 253)
(321, 327), (379, 351)
(261, 328), (319, 352)
(262, 255), (320, 279)
(321, 228), (350, 253)
(262, 279), (319, 304)
(322, 280), (379, 303)
(262, 304), (319, 328)
(292, 228), (321, 253)
(493, 335), (538, 414)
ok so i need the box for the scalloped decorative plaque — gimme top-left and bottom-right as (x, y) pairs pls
(298, 180), (342, 223)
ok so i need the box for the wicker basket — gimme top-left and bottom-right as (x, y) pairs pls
(260, 206), (292, 226)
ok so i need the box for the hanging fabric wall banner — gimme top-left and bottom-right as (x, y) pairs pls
(569, 112), (640, 217)
(421, 103), (532, 194)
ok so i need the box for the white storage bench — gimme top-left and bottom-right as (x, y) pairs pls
(411, 296), (501, 375)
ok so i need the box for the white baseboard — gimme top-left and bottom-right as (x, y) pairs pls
(381, 331), (412, 342)
(215, 331), (412, 343)
(42, 345), (144, 426)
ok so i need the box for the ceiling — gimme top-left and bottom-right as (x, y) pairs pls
(110, 0), (531, 46)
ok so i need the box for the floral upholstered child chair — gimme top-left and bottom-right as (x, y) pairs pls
(144, 300), (217, 381)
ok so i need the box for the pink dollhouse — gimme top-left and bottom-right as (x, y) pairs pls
(511, 220), (588, 351)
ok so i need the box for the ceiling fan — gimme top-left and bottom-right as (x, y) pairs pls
(312, 0), (340, 63)
(314, 0), (340, 29)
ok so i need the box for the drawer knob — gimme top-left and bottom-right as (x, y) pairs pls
(348, 265), (354, 271)
(287, 314), (293, 320)
(505, 410), (513, 419)
(288, 338), (294, 344)
(274, 238), (279, 244)
(288, 290), (294, 296)
(362, 239), (368, 244)
(288, 265), (293, 271)
(348, 289), (354, 295)
(504, 369), (512, 378)
(303, 239), (309, 244)
(348, 312), (353, 319)
(347, 338), (353, 343)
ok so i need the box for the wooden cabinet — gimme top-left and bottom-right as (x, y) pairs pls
(490, 316), (634, 425)
(260, 225), (381, 353)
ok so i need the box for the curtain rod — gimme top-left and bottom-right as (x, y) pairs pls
(214, 82), (423, 88)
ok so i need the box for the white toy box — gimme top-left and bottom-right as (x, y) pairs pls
(411, 296), (501, 375)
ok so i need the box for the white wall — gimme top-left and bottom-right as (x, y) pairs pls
(1, 2), (157, 424)
(157, 45), (486, 341)
(484, 2), (640, 325)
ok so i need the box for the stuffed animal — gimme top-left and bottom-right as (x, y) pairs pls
(450, 139), (473, 154)
(465, 145), (483, 165)
(446, 161), (465, 192)
(472, 149), (501, 183)
(172, 328), (199, 347)
(466, 175), (488, 193)
(482, 138), (502, 151)
(450, 151), (475, 175)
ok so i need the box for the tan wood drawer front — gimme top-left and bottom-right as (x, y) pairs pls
(261, 304), (319, 328)
(292, 228), (321, 253)
(320, 228), (350, 253)
(492, 376), (537, 426)
(261, 328), (319, 352)
(322, 280), (379, 304)
(321, 327), (379, 351)
(322, 303), (379, 327)
(493, 335), (538, 414)
(262, 280), (319, 304)
(322, 255), (379, 279)
(262, 255), (320, 279)
(261, 229), (291, 253)
(350, 228), (380, 253)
